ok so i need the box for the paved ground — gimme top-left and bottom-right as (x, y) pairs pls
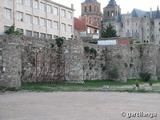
(0, 92), (160, 120)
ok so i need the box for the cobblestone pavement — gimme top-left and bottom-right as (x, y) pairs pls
(0, 92), (160, 120)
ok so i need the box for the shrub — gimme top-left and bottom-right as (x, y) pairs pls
(109, 68), (119, 79)
(50, 43), (54, 48)
(55, 37), (64, 47)
(90, 48), (97, 56)
(139, 72), (151, 82)
(84, 46), (90, 53)
(5, 25), (23, 35)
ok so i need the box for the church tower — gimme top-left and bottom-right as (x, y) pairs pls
(102, 0), (122, 36)
(81, 0), (102, 34)
(103, 0), (121, 25)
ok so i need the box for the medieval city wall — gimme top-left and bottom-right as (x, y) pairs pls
(83, 42), (160, 82)
(0, 34), (84, 88)
(0, 34), (160, 88)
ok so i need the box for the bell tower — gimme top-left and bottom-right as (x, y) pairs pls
(103, 0), (121, 23)
(81, 0), (102, 34)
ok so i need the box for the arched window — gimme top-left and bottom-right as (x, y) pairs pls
(107, 11), (110, 16)
(84, 6), (87, 12)
(111, 11), (114, 17)
(89, 5), (92, 12)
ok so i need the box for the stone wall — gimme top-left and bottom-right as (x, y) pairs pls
(83, 43), (160, 81)
(0, 36), (21, 88)
(0, 34), (160, 88)
(0, 34), (84, 88)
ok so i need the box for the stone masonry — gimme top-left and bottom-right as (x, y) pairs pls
(0, 34), (160, 88)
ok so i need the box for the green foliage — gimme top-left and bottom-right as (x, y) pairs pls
(50, 43), (54, 48)
(84, 46), (90, 53)
(109, 68), (119, 79)
(55, 37), (64, 47)
(84, 47), (97, 56)
(139, 72), (151, 82)
(101, 24), (117, 38)
(90, 48), (97, 56)
(5, 25), (23, 35)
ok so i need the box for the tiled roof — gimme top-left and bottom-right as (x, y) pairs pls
(131, 8), (160, 19)
(131, 9), (149, 17)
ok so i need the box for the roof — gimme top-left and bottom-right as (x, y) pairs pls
(131, 9), (149, 17)
(107, 0), (117, 6)
(131, 8), (160, 18)
(45, 0), (74, 11)
(83, 0), (98, 3)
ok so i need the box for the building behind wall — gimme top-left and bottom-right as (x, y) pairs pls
(103, 0), (160, 43)
(81, 0), (102, 35)
(0, 0), (74, 39)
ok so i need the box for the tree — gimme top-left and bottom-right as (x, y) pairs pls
(5, 25), (23, 35)
(101, 24), (117, 38)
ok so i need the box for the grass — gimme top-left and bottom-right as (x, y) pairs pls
(19, 79), (160, 93)
(1, 80), (160, 93)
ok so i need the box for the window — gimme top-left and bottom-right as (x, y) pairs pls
(4, 8), (12, 19)
(16, 0), (23, 4)
(33, 16), (39, 25)
(67, 25), (72, 33)
(25, 0), (31, 7)
(67, 12), (72, 19)
(33, 31), (39, 38)
(47, 20), (52, 28)
(26, 14), (32, 24)
(40, 2), (45, 12)
(40, 18), (46, 26)
(47, 5), (52, 13)
(89, 6), (91, 12)
(107, 11), (109, 16)
(33, 0), (38, 9)
(84, 6), (87, 12)
(47, 34), (52, 39)
(62, 23), (66, 32)
(53, 6), (58, 16)
(26, 30), (32, 37)
(61, 9), (66, 17)
(40, 33), (46, 38)
(16, 11), (23, 22)
(53, 21), (58, 30)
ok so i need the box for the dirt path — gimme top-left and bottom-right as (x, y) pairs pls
(0, 92), (160, 120)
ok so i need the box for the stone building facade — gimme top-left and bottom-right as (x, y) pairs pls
(103, 0), (160, 43)
(0, 0), (74, 39)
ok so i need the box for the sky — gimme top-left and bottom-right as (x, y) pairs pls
(53, 0), (160, 17)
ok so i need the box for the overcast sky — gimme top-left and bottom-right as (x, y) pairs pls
(53, 0), (160, 17)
